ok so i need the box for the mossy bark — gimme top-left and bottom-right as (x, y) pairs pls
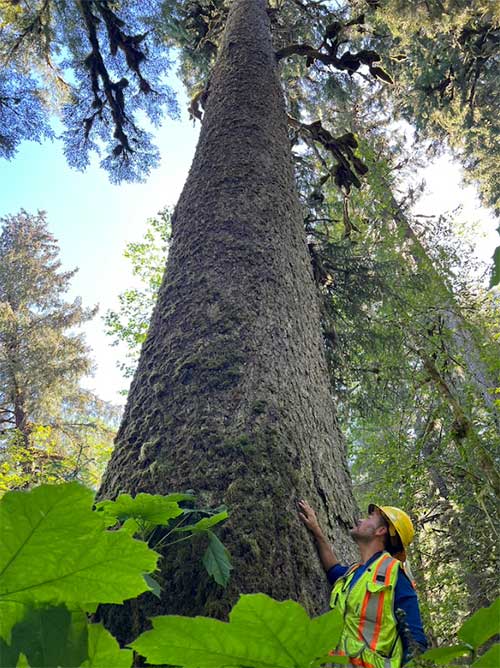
(99, 0), (358, 644)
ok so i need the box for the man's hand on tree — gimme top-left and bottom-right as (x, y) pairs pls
(298, 499), (324, 538)
(298, 499), (339, 571)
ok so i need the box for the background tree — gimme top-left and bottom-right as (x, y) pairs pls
(0, 210), (120, 491)
(296, 111), (500, 635)
(314, 195), (500, 641)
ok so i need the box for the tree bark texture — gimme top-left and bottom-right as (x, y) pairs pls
(99, 0), (358, 643)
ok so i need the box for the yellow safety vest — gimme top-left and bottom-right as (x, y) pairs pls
(329, 552), (404, 668)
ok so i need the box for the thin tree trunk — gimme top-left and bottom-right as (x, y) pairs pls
(99, 0), (358, 644)
(388, 194), (500, 432)
(417, 346), (500, 499)
(9, 333), (32, 467)
(13, 391), (30, 449)
(380, 193), (500, 496)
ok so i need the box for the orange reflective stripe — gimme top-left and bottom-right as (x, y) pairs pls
(358, 591), (371, 642)
(357, 553), (391, 643)
(369, 557), (398, 649)
(351, 658), (375, 668)
(385, 558), (396, 585)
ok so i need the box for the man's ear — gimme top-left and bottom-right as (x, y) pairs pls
(375, 524), (388, 538)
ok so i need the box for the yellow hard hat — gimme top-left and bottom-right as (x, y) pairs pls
(368, 503), (415, 561)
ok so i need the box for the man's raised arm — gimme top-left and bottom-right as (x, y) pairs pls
(298, 499), (339, 572)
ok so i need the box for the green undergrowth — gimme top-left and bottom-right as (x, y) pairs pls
(0, 483), (497, 667)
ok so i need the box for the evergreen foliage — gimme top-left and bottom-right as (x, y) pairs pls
(0, 210), (119, 490)
(2, 0), (498, 204)
(354, 0), (500, 215)
(353, 0), (500, 281)
(0, 0), (179, 181)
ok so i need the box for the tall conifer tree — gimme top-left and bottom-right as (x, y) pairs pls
(98, 0), (358, 642)
(0, 210), (117, 489)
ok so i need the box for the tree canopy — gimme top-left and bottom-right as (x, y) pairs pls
(1, 0), (498, 210)
(0, 0), (178, 181)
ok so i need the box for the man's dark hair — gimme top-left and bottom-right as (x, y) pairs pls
(378, 514), (403, 556)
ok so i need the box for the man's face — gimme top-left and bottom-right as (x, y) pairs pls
(350, 508), (387, 543)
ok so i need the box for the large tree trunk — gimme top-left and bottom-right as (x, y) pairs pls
(99, 0), (358, 643)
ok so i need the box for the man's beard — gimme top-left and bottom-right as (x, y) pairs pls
(350, 526), (375, 543)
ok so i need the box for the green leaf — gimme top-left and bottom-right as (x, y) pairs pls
(175, 510), (229, 533)
(472, 643), (500, 667)
(419, 644), (471, 664)
(143, 573), (162, 599)
(133, 615), (257, 668)
(458, 598), (500, 649)
(202, 531), (232, 586)
(81, 623), (133, 668)
(229, 594), (343, 664)
(314, 655), (350, 666)
(0, 637), (19, 668)
(0, 483), (158, 640)
(8, 605), (88, 668)
(0, 603), (26, 646)
(119, 518), (141, 535)
(95, 492), (183, 525)
(131, 593), (342, 668)
(67, 609), (90, 666)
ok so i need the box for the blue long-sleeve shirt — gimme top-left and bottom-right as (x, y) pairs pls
(327, 552), (427, 663)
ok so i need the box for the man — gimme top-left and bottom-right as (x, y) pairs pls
(298, 500), (427, 667)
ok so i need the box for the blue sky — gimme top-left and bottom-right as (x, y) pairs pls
(0, 81), (498, 407)
(0, 81), (199, 405)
